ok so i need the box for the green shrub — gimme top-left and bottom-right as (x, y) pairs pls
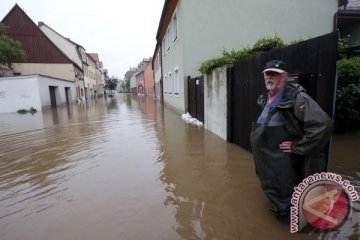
(253, 35), (285, 50)
(335, 57), (360, 132)
(29, 107), (37, 114)
(17, 109), (28, 114)
(16, 107), (38, 115)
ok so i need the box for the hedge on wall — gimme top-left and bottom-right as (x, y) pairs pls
(199, 35), (302, 75)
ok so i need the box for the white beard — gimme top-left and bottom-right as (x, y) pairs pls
(266, 83), (276, 91)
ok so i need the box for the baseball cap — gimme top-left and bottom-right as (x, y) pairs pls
(263, 60), (287, 73)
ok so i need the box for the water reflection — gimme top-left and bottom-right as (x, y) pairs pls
(0, 95), (358, 240)
(0, 100), (109, 223)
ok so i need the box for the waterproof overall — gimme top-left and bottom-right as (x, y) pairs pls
(251, 95), (302, 216)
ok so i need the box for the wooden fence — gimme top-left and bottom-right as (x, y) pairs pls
(228, 31), (338, 155)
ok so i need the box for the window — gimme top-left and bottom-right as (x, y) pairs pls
(166, 27), (171, 51)
(168, 71), (172, 93)
(162, 39), (165, 56)
(174, 67), (179, 94)
(172, 11), (178, 42)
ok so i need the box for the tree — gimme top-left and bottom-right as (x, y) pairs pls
(0, 23), (26, 72)
(125, 78), (130, 92)
(105, 77), (118, 96)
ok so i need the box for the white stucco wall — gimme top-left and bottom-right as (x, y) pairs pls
(204, 66), (228, 140)
(154, 48), (162, 85)
(154, 48), (162, 99)
(0, 76), (41, 113)
(182, 0), (338, 77)
(0, 75), (77, 113)
(37, 75), (77, 107)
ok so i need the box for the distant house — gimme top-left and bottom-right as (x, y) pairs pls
(132, 58), (153, 95)
(152, 43), (162, 100)
(337, 0), (360, 48)
(144, 58), (154, 95)
(155, 0), (338, 113)
(135, 70), (145, 95)
(1, 4), (85, 98)
(124, 67), (138, 93)
(88, 53), (104, 97)
(85, 53), (98, 98)
(129, 72), (138, 94)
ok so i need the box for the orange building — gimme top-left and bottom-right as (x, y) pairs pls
(143, 58), (154, 95)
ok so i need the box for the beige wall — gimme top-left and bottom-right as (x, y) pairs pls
(13, 63), (76, 81)
(154, 48), (162, 99)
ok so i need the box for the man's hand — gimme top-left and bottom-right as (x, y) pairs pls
(279, 141), (292, 153)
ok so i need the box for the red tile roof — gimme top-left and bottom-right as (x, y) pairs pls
(1, 4), (79, 69)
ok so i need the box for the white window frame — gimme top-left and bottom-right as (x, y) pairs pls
(168, 71), (172, 94)
(174, 67), (179, 94)
(166, 27), (171, 52)
(162, 39), (165, 57)
(172, 10), (178, 43)
(164, 75), (167, 93)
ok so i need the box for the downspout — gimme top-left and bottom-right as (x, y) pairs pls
(334, 11), (339, 33)
(160, 42), (164, 103)
(143, 71), (145, 95)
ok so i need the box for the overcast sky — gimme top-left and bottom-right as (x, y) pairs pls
(0, 0), (165, 79)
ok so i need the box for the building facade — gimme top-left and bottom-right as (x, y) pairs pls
(152, 43), (162, 100)
(88, 53), (104, 97)
(85, 53), (98, 99)
(156, 0), (338, 113)
(144, 58), (154, 95)
(38, 22), (87, 99)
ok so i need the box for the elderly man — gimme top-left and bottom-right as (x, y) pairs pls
(250, 60), (332, 221)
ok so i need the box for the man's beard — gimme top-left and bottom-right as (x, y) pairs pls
(266, 82), (276, 91)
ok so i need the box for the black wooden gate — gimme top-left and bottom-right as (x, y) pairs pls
(188, 76), (204, 122)
(228, 31), (338, 152)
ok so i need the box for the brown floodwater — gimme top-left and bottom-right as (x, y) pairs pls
(0, 94), (359, 240)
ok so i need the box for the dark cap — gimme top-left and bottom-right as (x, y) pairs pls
(263, 60), (287, 73)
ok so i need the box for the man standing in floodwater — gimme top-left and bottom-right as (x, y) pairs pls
(250, 60), (333, 221)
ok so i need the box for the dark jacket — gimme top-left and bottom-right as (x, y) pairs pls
(257, 83), (333, 176)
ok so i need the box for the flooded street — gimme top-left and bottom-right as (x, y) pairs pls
(0, 95), (359, 240)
